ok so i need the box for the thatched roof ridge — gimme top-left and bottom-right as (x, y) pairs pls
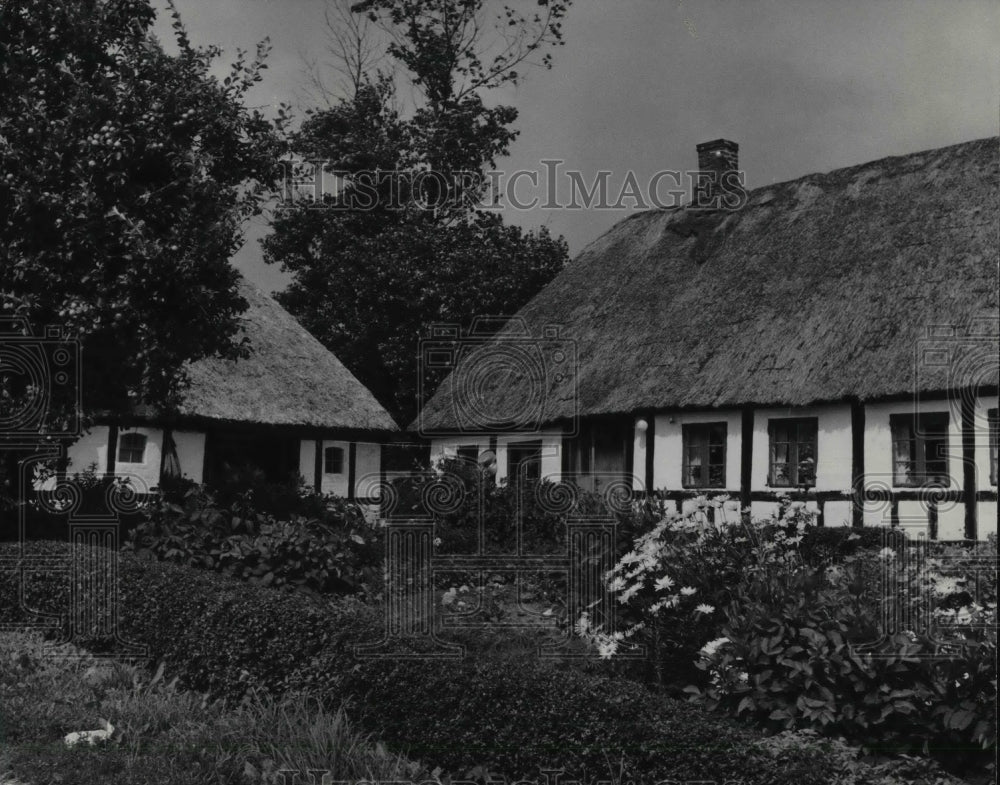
(419, 136), (999, 431)
(180, 279), (398, 432)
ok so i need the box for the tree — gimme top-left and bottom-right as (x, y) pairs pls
(265, 0), (572, 425)
(0, 0), (287, 426)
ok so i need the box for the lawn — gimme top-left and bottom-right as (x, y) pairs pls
(0, 631), (420, 785)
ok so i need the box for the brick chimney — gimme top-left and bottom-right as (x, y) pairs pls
(693, 139), (739, 209)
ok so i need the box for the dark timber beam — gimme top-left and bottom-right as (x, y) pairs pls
(961, 395), (977, 539)
(313, 439), (323, 493)
(106, 424), (119, 476)
(644, 411), (656, 496)
(740, 406), (754, 511)
(851, 400), (865, 528)
(348, 442), (357, 501)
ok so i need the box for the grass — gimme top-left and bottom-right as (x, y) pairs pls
(0, 631), (421, 785)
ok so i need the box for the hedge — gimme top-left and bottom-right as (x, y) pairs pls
(0, 541), (879, 783)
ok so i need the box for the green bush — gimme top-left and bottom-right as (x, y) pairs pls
(798, 524), (907, 565)
(690, 540), (997, 769)
(125, 486), (383, 597)
(0, 540), (883, 784)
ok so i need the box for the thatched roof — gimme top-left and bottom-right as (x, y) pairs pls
(419, 137), (999, 431)
(179, 279), (398, 432)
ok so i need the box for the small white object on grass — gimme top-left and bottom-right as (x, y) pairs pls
(64, 719), (115, 747)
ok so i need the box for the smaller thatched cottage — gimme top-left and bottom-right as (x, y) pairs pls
(419, 137), (999, 541)
(67, 279), (398, 500)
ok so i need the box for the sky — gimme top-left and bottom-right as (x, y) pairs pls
(153, 0), (1000, 296)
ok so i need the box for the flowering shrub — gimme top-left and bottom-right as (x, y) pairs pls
(580, 495), (996, 773)
(690, 536), (997, 769)
(578, 494), (816, 687)
(126, 485), (382, 597)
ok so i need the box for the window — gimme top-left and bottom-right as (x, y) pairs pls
(117, 432), (147, 464)
(562, 417), (632, 493)
(768, 418), (818, 487)
(682, 422), (727, 488)
(457, 445), (480, 465)
(988, 409), (998, 487)
(890, 412), (949, 487)
(324, 446), (345, 475)
(507, 440), (542, 482)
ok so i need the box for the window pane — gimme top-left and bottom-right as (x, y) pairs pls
(772, 462), (789, 485)
(708, 464), (724, 487)
(118, 433), (146, 464)
(923, 436), (947, 483)
(324, 447), (344, 474)
(893, 460), (915, 486)
(771, 441), (789, 464)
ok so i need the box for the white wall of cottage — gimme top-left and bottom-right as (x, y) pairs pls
(173, 431), (206, 484)
(430, 393), (998, 540)
(68, 428), (385, 503)
(431, 431), (563, 485)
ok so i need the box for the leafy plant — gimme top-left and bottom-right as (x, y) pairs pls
(689, 537), (997, 770)
(0, 540), (891, 785)
(126, 485), (382, 597)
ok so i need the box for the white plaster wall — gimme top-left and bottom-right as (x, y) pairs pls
(113, 426), (162, 493)
(651, 410), (742, 492)
(824, 499), (853, 527)
(978, 502), (997, 540)
(172, 430), (205, 484)
(752, 404), (852, 492)
(299, 440), (317, 490)
(431, 432), (562, 484)
(66, 426), (110, 475)
(354, 441), (381, 499)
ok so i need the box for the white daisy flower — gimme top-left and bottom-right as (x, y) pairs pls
(654, 575), (675, 592)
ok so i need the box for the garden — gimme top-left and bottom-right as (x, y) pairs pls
(0, 462), (995, 785)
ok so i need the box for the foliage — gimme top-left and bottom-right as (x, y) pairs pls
(4, 464), (144, 542)
(755, 730), (967, 785)
(0, 630), (418, 785)
(799, 523), (908, 565)
(689, 535), (997, 770)
(0, 0), (286, 419)
(125, 485), (382, 597)
(265, 0), (573, 423)
(0, 541), (886, 784)
(580, 494), (819, 687)
(587, 497), (996, 773)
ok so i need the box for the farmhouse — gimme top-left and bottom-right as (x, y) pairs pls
(67, 278), (398, 500)
(420, 137), (1000, 540)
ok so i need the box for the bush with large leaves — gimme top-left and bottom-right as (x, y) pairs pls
(689, 537), (997, 769)
(126, 486), (382, 597)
